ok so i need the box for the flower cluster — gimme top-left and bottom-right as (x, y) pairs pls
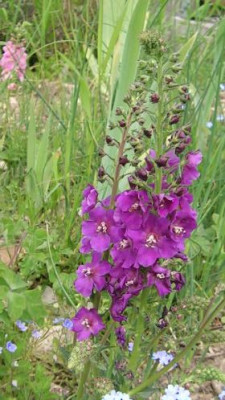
(152, 350), (174, 366)
(162, 384), (191, 400)
(101, 390), (132, 400)
(71, 144), (201, 339)
(0, 40), (27, 82)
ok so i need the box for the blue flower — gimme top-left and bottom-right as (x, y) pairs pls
(62, 319), (73, 330)
(220, 83), (225, 91)
(219, 389), (225, 400)
(128, 342), (134, 352)
(152, 350), (174, 366)
(32, 330), (41, 339)
(15, 320), (27, 332)
(6, 341), (17, 353)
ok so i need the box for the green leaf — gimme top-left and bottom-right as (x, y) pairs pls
(179, 31), (198, 62)
(0, 263), (27, 290)
(7, 291), (26, 321)
(24, 289), (46, 324)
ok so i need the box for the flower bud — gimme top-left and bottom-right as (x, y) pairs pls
(98, 166), (105, 178)
(143, 128), (153, 138)
(130, 159), (139, 167)
(135, 168), (148, 181)
(172, 103), (185, 113)
(169, 53), (179, 63)
(156, 318), (168, 329)
(98, 148), (105, 157)
(140, 74), (149, 83)
(119, 119), (126, 128)
(180, 93), (191, 103)
(106, 135), (114, 145)
(119, 155), (129, 166)
(172, 63), (182, 73)
(138, 60), (147, 69)
(123, 93), (132, 105)
(179, 85), (188, 94)
(138, 118), (145, 126)
(155, 156), (168, 167)
(115, 107), (123, 116)
(169, 114), (180, 125)
(165, 75), (174, 85)
(150, 93), (160, 103)
(183, 124), (191, 133)
(128, 175), (137, 189)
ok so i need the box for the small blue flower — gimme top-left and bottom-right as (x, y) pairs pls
(152, 350), (174, 366)
(62, 319), (73, 330)
(220, 83), (225, 91)
(32, 330), (41, 339)
(6, 341), (17, 353)
(53, 317), (65, 324)
(206, 121), (213, 128)
(216, 114), (225, 122)
(0, 347), (3, 354)
(15, 320), (27, 332)
(128, 342), (134, 352)
(219, 389), (225, 400)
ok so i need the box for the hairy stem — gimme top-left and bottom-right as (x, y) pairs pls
(110, 113), (132, 207)
(76, 360), (91, 400)
(155, 57), (163, 194)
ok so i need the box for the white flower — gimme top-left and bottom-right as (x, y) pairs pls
(161, 384), (192, 400)
(101, 390), (132, 400)
(219, 389), (225, 400)
(12, 380), (18, 387)
(206, 121), (213, 128)
(0, 347), (3, 354)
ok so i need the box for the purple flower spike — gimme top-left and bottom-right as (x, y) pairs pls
(71, 307), (105, 341)
(74, 253), (111, 297)
(128, 214), (177, 267)
(147, 264), (171, 296)
(81, 184), (98, 215)
(181, 150), (202, 185)
(82, 206), (120, 252)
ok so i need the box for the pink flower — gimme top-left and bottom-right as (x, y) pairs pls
(0, 41), (27, 82)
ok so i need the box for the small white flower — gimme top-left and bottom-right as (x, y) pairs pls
(12, 360), (19, 367)
(101, 390), (132, 400)
(0, 347), (3, 354)
(206, 121), (213, 128)
(12, 380), (18, 387)
(220, 83), (225, 91)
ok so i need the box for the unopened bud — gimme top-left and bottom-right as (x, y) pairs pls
(165, 75), (174, 85)
(180, 93), (191, 103)
(150, 93), (160, 103)
(119, 155), (129, 166)
(108, 122), (116, 130)
(98, 148), (105, 157)
(138, 118), (145, 126)
(170, 53), (179, 63)
(140, 74), (149, 83)
(128, 175), (137, 189)
(131, 159), (139, 167)
(179, 85), (188, 94)
(169, 114), (180, 125)
(106, 135), (114, 145)
(139, 60), (147, 69)
(156, 318), (168, 329)
(98, 166), (105, 178)
(119, 119), (126, 128)
(155, 156), (168, 167)
(172, 63), (182, 73)
(135, 168), (148, 181)
(143, 129), (153, 138)
(115, 107), (123, 116)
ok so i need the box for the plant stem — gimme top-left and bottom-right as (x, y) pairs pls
(76, 360), (91, 400)
(129, 294), (225, 396)
(128, 289), (148, 372)
(110, 113), (132, 207)
(155, 57), (163, 194)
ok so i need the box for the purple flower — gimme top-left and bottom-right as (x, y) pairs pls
(82, 206), (120, 252)
(181, 150), (202, 185)
(63, 319), (73, 330)
(6, 341), (17, 353)
(115, 326), (126, 348)
(110, 294), (132, 322)
(147, 264), (171, 296)
(108, 267), (143, 296)
(171, 271), (185, 291)
(127, 214), (177, 267)
(71, 307), (105, 341)
(74, 253), (111, 297)
(153, 194), (178, 217)
(80, 237), (92, 254)
(15, 320), (27, 332)
(152, 350), (174, 365)
(170, 211), (197, 248)
(110, 236), (138, 270)
(114, 190), (150, 229)
(81, 184), (98, 215)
